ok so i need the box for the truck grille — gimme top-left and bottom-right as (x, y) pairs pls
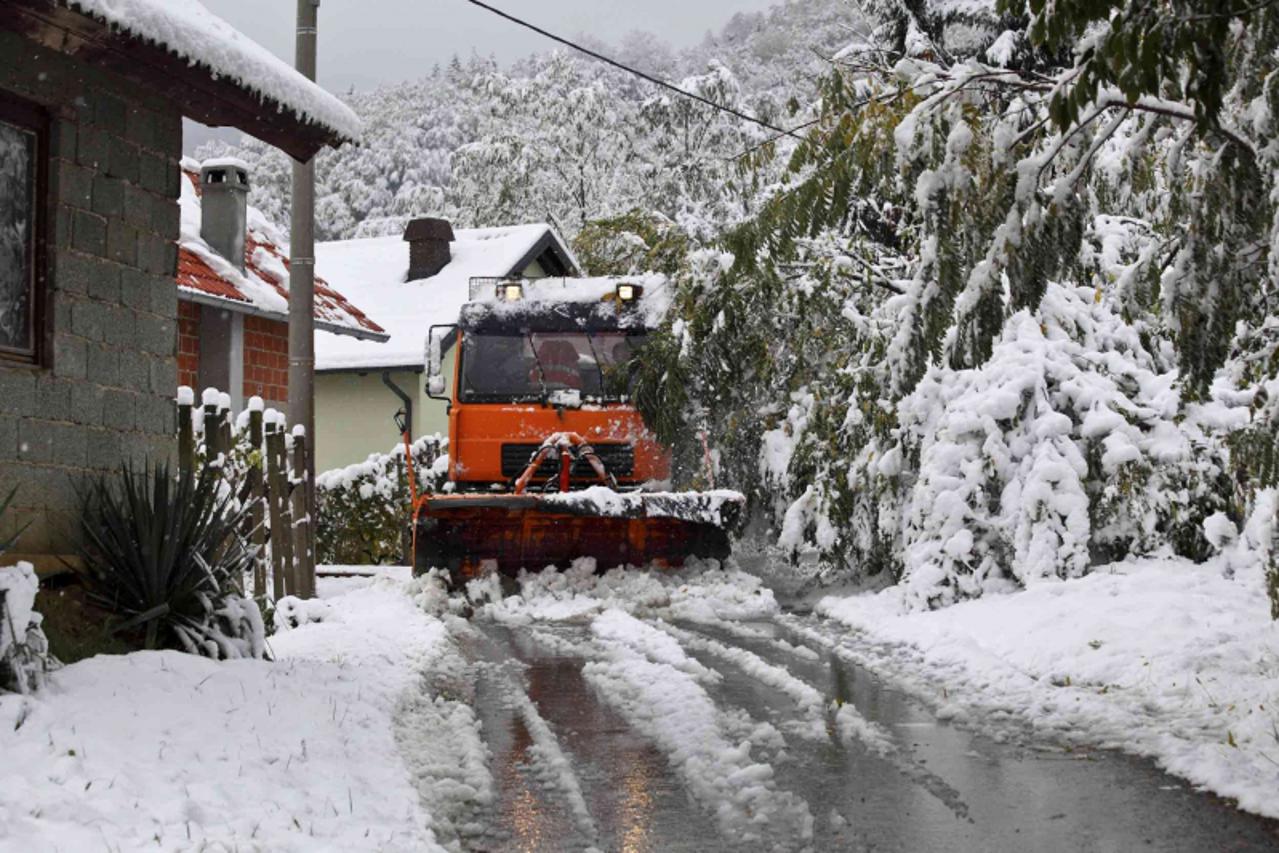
(501, 442), (635, 480)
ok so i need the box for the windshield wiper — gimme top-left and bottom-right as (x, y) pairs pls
(584, 333), (608, 400)
(525, 332), (549, 403)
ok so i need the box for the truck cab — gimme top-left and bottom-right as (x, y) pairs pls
(428, 279), (670, 492)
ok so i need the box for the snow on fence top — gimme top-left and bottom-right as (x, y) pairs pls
(65, 0), (363, 142)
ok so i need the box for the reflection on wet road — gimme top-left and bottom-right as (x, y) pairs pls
(437, 613), (1279, 853)
(456, 623), (725, 852)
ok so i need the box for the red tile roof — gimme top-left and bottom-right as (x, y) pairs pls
(176, 168), (387, 341)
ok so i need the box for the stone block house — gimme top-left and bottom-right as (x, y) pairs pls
(0, 0), (361, 573)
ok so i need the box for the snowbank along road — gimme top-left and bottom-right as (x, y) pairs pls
(405, 560), (1279, 853)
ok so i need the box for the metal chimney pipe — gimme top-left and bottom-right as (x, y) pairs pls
(289, 0), (319, 599)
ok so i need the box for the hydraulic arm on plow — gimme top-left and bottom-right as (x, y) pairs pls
(400, 278), (744, 586)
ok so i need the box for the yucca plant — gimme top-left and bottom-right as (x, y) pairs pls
(78, 462), (266, 659)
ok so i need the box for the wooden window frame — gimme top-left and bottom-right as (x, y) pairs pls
(0, 89), (48, 367)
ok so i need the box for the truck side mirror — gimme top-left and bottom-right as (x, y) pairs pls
(425, 324), (455, 401)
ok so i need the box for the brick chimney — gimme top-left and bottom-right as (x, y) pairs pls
(200, 159), (249, 271)
(404, 217), (454, 280)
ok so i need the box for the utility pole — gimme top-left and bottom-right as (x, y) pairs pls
(289, 0), (319, 597)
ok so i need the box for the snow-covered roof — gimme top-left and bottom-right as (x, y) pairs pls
(314, 224), (578, 371)
(176, 159), (387, 341)
(61, 0), (362, 144)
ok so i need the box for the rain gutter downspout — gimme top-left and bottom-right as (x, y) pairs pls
(382, 370), (412, 444)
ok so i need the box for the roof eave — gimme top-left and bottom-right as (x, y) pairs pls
(508, 229), (581, 279)
(1, 0), (353, 160)
(178, 290), (387, 342)
(316, 321), (389, 343)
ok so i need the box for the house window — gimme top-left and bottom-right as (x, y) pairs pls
(0, 92), (45, 364)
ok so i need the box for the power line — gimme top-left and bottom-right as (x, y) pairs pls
(461, 0), (805, 140)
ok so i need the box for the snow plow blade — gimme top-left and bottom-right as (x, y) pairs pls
(414, 488), (745, 576)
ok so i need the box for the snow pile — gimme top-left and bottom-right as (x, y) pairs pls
(592, 609), (720, 683)
(0, 574), (459, 849)
(0, 563), (54, 694)
(483, 558), (779, 624)
(657, 620), (828, 741)
(66, 0), (361, 140)
(272, 594), (332, 632)
(394, 690), (492, 849)
(583, 609), (814, 844)
(816, 535), (1279, 817)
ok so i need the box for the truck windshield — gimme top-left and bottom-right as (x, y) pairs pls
(459, 332), (646, 403)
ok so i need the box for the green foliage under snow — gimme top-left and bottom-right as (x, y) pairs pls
(628, 0), (1279, 610)
(315, 436), (448, 566)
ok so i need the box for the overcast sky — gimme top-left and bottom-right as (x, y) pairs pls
(186, 0), (778, 152)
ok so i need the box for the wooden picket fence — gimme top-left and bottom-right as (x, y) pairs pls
(176, 392), (315, 601)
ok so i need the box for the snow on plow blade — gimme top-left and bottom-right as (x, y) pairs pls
(415, 487), (745, 575)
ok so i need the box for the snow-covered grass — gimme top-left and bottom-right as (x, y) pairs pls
(815, 554), (1279, 818)
(0, 572), (455, 851)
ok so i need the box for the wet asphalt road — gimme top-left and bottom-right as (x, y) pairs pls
(443, 613), (1279, 853)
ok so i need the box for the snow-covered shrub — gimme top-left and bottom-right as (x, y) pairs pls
(631, 13), (1279, 612)
(893, 286), (1232, 608)
(315, 436), (447, 565)
(77, 463), (265, 659)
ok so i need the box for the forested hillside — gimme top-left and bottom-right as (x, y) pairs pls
(196, 0), (857, 241)
(204, 0), (1279, 613)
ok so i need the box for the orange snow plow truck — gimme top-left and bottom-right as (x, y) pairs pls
(399, 278), (744, 584)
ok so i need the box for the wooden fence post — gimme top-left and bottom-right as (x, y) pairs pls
(177, 396), (195, 476)
(265, 422), (294, 599)
(203, 398), (221, 462)
(290, 430), (314, 599)
(247, 406), (267, 598)
(219, 402), (233, 459)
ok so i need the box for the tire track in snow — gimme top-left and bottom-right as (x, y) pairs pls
(503, 683), (601, 850)
(393, 635), (496, 851)
(682, 615), (972, 823)
(584, 609), (815, 849)
(683, 615), (822, 662)
(655, 620), (828, 741)
(777, 615), (974, 821)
